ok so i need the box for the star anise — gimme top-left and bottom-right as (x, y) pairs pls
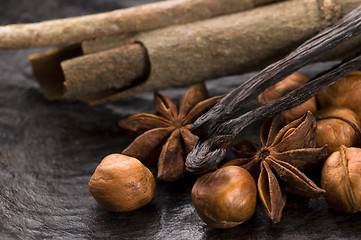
(119, 83), (223, 182)
(224, 112), (328, 224)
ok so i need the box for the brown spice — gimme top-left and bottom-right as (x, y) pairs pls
(315, 107), (361, 154)
(191, 166), (257, 228)
(88, 154), (156, 212)
(0, 0), (281, 49)
(317, 71), (361, 117)
(119, 83), (223, 182)
(258, 72), (317, 121)
(224, 112), (327, 223)
(321, 145), (361, 213)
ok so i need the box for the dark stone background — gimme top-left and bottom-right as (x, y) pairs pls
(1, 0), (361, 239)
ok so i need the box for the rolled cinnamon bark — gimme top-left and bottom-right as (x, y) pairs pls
(62, 44), (149, 99)
(30, 0), (361, 105)
(0, 0), (279, 49)
(29, 44), (83, 101)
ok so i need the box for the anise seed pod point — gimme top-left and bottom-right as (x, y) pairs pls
(118, 83), (223, 182)
(228, 112), (327, 223)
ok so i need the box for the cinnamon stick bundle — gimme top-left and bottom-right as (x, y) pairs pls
(0, 0), (278, 49)
(29, 0), (361, 105)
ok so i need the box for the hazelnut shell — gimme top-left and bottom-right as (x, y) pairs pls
(89, 154), (156, 212)
(321, 146), (361, 213)
(316, 107), (361, 153)
(317, 71), (361, 117)
(191, 166), (257, 228)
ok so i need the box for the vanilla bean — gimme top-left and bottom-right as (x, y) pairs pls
(225, 53), (361, 137)
(186, 51), (361, 174)
(191, 4), (361, 138)
(186, 5), (361, 174)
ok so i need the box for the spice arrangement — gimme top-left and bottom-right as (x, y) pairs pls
(186, 4), (361, 175)
(3, 0), (361, 235)
(86, 3), (361, 228)
(88, 68), (361, 228)
(224, 112), (327, 224)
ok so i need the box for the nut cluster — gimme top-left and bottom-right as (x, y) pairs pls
(258, 71), (361, 214)
(87, 72), (361, 228)
(316, 71), (361, 213)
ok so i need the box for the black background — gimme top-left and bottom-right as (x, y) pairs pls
(1, 1), (361, 239)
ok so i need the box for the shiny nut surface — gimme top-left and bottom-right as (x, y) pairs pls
(317, 71), (361, 117)
(89, 154), (156, 212)
(321, 146), (361, 213)
(316, 107), (361, 154)
(191, 166), (257, 228)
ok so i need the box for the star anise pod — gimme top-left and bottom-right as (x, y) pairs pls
(224, 111), (328, 224)
(119, 83), (223, 182)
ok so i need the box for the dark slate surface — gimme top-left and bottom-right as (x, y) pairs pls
(1, 1), (361, 239)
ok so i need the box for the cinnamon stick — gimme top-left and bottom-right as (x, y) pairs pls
(62, 43), (149, 99)
(0, 0), (279, 49)
(30, 0), (361, 105)
(81, 0), (361, 55)
(185, 4), (361, 175)
(29, 44), (83, 100)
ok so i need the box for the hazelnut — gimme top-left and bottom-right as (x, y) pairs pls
(321, 146), (361, 213)
(258, 72), (317, 121)
(315, 107), (361, 154)
(191, 166), (257, 228)
(88, 154), (156, 212)
(317, 71), (361, 116)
